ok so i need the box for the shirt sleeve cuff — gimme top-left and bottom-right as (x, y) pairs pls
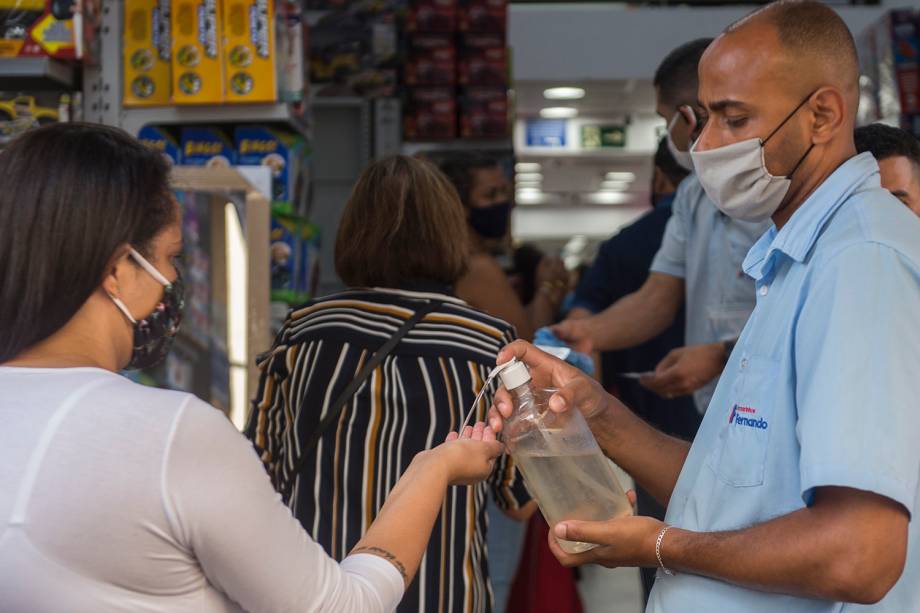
(341, 553), (406, 611)
(800, 462), (914, 518)
(649, 260), (685, 279)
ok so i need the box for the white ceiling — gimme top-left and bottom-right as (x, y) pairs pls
(514, 79), (658, 118)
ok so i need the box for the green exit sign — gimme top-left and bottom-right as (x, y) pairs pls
(582, 125), (626, 149)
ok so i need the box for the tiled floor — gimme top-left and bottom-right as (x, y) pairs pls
(578, 463), (644, 613)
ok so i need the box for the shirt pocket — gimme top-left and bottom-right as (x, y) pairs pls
(707, 305), (752, 343)
(706, 355), (779, 487)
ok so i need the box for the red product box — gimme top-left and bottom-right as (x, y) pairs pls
(406, 0), (456, 34)
(458, 0), (507, 34)
(0, 0), (77, 59)
(458, 45), (507, 86)
(460, 87), (508, 138)
(405, 34), (456, 86)
(891, 10), (920, 114)
(404, 87), (457, 140)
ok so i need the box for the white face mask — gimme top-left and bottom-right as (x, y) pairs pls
(690, 94), (815, 222)
(666, 112), (695, 172)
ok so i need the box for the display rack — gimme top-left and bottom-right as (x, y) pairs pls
(169, 166), (271, 429)
(83, 0), (307, 137)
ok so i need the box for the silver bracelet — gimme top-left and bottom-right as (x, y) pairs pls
(656, 525), (675, 576)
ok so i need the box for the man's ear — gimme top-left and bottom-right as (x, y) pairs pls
(809, 87), (846, 145)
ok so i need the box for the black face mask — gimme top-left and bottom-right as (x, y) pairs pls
(468, 201), (512, 239)
(110, 248), (185, 371)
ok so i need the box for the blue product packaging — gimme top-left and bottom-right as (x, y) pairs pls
(180, 127), (238, 167)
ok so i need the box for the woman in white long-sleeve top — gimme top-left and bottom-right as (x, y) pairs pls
(0, 123), (502, 613)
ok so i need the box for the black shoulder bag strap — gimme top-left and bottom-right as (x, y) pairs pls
(282, 299), (443, 501)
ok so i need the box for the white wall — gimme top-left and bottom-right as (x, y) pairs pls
(509, 4), (891, 82)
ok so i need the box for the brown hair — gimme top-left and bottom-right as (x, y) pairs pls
(335, 155), (470, 288)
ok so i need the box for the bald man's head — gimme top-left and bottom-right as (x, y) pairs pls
(725, 0), (859, 113)
(694, 0), (861, 225)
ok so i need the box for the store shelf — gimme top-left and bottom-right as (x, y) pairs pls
(401, 139), (514, 155)
(120, 102), (308, 137)
(0, 57), (76, 90)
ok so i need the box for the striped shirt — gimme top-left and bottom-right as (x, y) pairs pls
(245, 286), (532, 613)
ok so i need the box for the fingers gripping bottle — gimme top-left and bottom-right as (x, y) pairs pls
(498, 358), (633, 553)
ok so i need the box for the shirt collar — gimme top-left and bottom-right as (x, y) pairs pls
(743, 153), (880, 280)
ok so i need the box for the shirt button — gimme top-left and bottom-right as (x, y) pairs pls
(759, 285), (769, 296)
(740, 358), (749, 370)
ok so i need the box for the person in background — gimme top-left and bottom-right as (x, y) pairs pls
(246, 155), (535, 613)
(439, 154), (568, 340)
(491, 2), (920, 610)
(0, 124), (503, 613)
(855, 123), (920, 216)
(555, 38), (770, 414)
(568, 137), (699, 602)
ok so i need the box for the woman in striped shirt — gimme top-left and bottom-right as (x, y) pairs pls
(246, 156), (534, 613)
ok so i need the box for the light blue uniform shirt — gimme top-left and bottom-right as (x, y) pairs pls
(648, 153), (920, 612)
(650, 175), (769, 413)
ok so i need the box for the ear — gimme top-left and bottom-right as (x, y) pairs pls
(100, 244), (133, 298)
(809, 87), (846, 145)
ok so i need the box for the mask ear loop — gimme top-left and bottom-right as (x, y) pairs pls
(109, 295), (138, 325)
(128, 247), (171, 287)
(762, 89), (819, 146)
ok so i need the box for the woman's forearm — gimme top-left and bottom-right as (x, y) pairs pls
(351, 451), (449, 586)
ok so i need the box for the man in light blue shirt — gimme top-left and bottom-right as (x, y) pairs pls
(557, 40), (769, 415)
(490, 2), (920, 611)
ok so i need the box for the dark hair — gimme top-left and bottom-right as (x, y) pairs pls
(654, 136), (690, 188)
(855, 124), (920, 169)
(0, 123), (174, 363)
(435, 152), (501, 208)
(653, 38), (713, 108)
(335, 155), (469, 288)
(513, 243), (545, 305)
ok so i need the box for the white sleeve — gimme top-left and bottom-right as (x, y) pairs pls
(162, 398), (405, 613)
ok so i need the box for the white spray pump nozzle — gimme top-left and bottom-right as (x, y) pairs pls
(495, 358), (531, 391)
(457, 358), (532, 434)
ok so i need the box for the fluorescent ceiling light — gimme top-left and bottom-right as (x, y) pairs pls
(515, 162), (542, 173)
(516, 187), (542, 195)
(515, 181), (542, 189)
(516, 172), (543, 182)
(544, 87), (586, 100)
(600, 180), (631, 191)
(605, 171), (636, 182)
(585, 191), (630, 205)
(516, 190), (545, 205)
(540, 107), (578, 119)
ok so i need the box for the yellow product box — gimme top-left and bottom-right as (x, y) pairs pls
(222, 0), (277, 103)
(171, 0), (223, 104)
(123, 0), (171, 107)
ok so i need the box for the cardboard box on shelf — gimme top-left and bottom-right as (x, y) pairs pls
(123, 0), (171, 107)
(0, 0), (76, 58)
(458, 44), (507, 87)
(171, 0), (223, 103)
(221, 0), (277, 103)
(404, 87), (456, 140)
(459, 87), (508, 138)
(181, 126), (237, 166)
(406, 0), (456, 34)
(458, 0), (507, 34)
(235, 126), (305, 212)
(405, 34), (455, 86)
(139, 125), (183, 164)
